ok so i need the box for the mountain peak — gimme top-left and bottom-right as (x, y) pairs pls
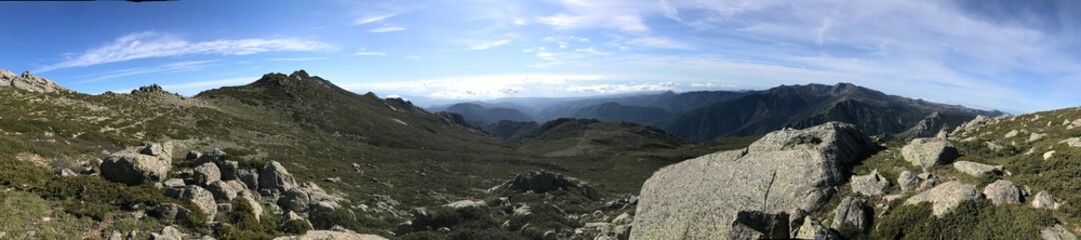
(253, 70), (332, 89)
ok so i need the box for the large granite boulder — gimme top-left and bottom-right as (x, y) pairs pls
(502, 170), (602, 201)
(897, 171), (919, 192)
(193, 162), (221, 186)
(631, 122), (877, 240)
(1032, 191), (1059, 209)
(902, 137), (959, 171)
(178, 185), (217, 221)
(100, 143), (173, 185)
(905, 181), (982, 217)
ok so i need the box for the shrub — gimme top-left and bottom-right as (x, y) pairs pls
(280, 219), (313, 235)
(873, 201), (1054, 239)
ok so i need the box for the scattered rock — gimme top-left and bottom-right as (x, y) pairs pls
(185, 151), (202, 161)
(100, 143), (173, 185)
(149, 203), (190, 223)
(983, 180), (1021, 205)
(59, 168), (77, 177)
(193, 162), (221, 186)
(164, 178), (186, 188)
(503, 170), (602, 201)
(1032, 191), (1059, 209)
(150, 226), (185, 240)
(323, 177), (342, 183)
(1029, 133), (1047, 143)
(831, 197), (872, 232)
(1061, 138), (1081, 148)
(850, 169), (890, 197)
(1044, 151), (1056, 160)
(902, 137), (959, 171)
(238, 169), (260, 190)
(278, 188), (311, 213)
(260, 161), (297, 192)
(206, 180), (246, 201)
(632, 122), (876, 239)
(1005, 130), (1020, 138)
(905, 181), (983, 217)
(1041, 224), (1076, 240)
(728, 211), (790, 239)
(444, 199), (487, 209)
(273, 226), (387, 240)
(953, 161), (1003, 177)
(897, 171), (919, 192)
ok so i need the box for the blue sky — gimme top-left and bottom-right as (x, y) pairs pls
(1, 0), (1079, 113)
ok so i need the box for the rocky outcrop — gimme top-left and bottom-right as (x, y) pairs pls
(444, 199), (487, 209)
(795, 217), (840, 240)
(831, 197), (872, 232)
(902, 137), (959, 171)
(100, 143), (173, 185)
(631, 122), (876, 240)
(850, 170), (890, 197)
(0, 69), (65, 93)
(500, 170), (602, 201)
(904, 181), (983, 217)
(1041, 224), (1077, 240)
(953, 161), (1003, 177)
(982, 180), (1021, 206)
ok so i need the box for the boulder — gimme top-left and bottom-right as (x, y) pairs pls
(897, 171), (919, 192)
(953, 161), (1003, 177)
(239, 190), (263, 220)
(179, 186), (217, 221)
(100, 144), (172, 185)
(277, 188), (311, 213)
(195, 148), (226, 165)
(185, 151), (202, 161)
(850, 169), (890, 196)
(1032, 191), (1059, 209)
(444, 200), (487, 209)
(728, 211), (790, 239)
(1041, 224), (1077, 240)
(1005, 130), (1020, 138)
(831, 197), (872, 232)
(260, 161), (297, 192)
(631, 122), (876, 239)
(218, 160), (240, 181)
(238, 169), (259, 190)
(983, 180), (1021, 205)
(273, 227), (387, 240)
(901, 138), (959, 171)
(904, 181), (982, 217)
(504, 170), (601, 200)
(1044, 151), (1056, 160)
(193, 162), (221, 186)
(149, 203), (191, 223)
(1062, 138), (1081, 148)
(206, 180), (247, 201)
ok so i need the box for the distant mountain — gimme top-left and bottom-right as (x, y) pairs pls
(654, 83), (1004, 142)
(535, 90), (753, 122)
(439, 102), (536, 127)
(561, 102), (671, 124)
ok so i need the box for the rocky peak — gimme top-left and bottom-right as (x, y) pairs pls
(253, 70), (332, 89)
(0, 68), (65, 93)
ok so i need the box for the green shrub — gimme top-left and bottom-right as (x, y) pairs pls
(309, 208), (360, 230)
(280, 219), (313, 235)
(873, 201), (1054, 239)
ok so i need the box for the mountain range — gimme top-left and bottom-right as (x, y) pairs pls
(432, 82), (1004, 142)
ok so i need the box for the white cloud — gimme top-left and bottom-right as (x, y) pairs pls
(342, 74), (608, 99)
(369, 25), (406, 33)
(354, 12), (402, 25)
(405, 56), (423, 60)
(469, 40), (511, 50)
(39, 31), (334, 72)
(627, 36), (692, 49)
(355, 51), (387, 56)
(266, 57), (327, 61)
(78, 60), (216, 83)
(565, 81), (679, 94)
(691, 82), (738, 88)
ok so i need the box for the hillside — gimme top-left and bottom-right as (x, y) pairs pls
(0, 69), (738, 239)
(654, 82), (1004, 142)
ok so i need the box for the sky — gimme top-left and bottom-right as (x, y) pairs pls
(0, 0), (1079, 113)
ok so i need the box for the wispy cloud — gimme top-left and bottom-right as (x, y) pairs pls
(38, 31), (334, 72)
(78, 60), (217, 83)
(627, 36), (692, 50)
(565, 81), (678, 94)
(355, 50), (387, 56)
(342, 74), (608, 99)
(266, 57), (328, 61)
(354, 12), (402, 25)
(369, 24), (406, 33)
(469, 39), (511, 50)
